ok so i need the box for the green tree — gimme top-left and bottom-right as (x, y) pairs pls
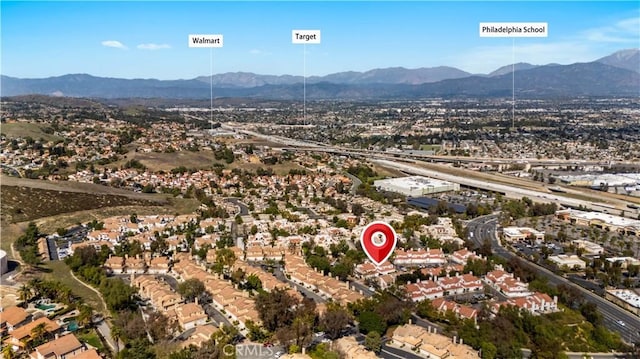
(245, 274), (262, 292)
(77, 304), (94, 328)
(364, 331), (382, 353)
(357, 311), (386, 335)
(255, 287), (299, 332)
(481, 342), (497, 359)
(320, 303), (352, 340)
(2, 343), (16, 359)
(245, 319), (269, 342)
(29, 322), (49, 349)
(18, 284), (33, 303)
(213, 248), (236, 275)
(177, 278), (206, 302)
(309, 343), (340, 359)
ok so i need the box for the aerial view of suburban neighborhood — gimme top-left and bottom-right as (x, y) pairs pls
(1, 1), (639, 359)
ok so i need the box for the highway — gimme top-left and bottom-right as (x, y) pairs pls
(229, 125), (635, 214)
(373, 159), (629, 214)
(230, 124), (635, 168)
(466, 214), (640, 345)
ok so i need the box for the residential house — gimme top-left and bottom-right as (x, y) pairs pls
(393, 248), (446, 266)
(354, 261), (395, 278)
(484, 269), (531, 298)
(437, 273), (483, 296)
(147, 256), (170, 274)
(0, 306), (30, 333)
(181, 325), (218, 348)
(391, 324), (479, 359)
(30, 334), (84, 359)
(175, 302), (208, 330)
(334, 336), (378, 359)
(104, 256), (125, 274)
(405, 280), (444, 302)
(431, 298), (478, 322)
(450, 249), (483, 265)
(67, 349), (102, 359)
(6, 318), (61, 352)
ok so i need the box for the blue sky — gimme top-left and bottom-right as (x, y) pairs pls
(2, 1), (639, 79)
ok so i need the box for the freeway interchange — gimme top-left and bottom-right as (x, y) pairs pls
(233, 125), (638, 215)
(467, 214), (640, 345)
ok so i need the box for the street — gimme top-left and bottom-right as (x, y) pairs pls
(95, 318), (122, 353)
(271, 267), (326, 303)
(225, 197), (250, 216)
(152, 273), (235, 328)
(467, 214), (640, 345)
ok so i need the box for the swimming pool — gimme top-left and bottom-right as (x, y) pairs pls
(67, 321), (79, 332)
(37, 304), (56, 310)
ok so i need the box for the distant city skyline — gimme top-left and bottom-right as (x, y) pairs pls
(2, 1), (639, 80)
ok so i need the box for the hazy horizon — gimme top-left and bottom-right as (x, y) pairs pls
(2, 1), (639, 80)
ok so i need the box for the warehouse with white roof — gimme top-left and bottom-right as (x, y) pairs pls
(373, 176), (459, 196)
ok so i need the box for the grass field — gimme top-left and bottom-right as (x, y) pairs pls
(77, 330), (104, 350)
(0, 122), (62, 142)
(419, 144), (441, 151)
(371, 163), (405, 178)
(128, 151), (217, 172)
(0, 222), (26, 257)
(43, 260), (107, 313)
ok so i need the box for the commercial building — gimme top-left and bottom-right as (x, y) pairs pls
(557, 173), (640, 189)
(605, 289), (640, 316)
(606, 257), (640, 269)
(502, 227), (545, 242)
(548, 255), (586, 270)
(374, 176), (459, 197)
(556, 209), (640, 236)
(571, 239), (604, 255)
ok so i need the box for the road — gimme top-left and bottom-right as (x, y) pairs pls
(343, 172), (362, 195)
(297, 207), (323, 220)
(349, 280), (375, 297)
(466, 214), (640, 345)
(95, 318), (121, 353)
(272, 267), (326, 303)
(410, 314), (444, 335)
(232, 125), (636, 168)
(380, 343), (427, 359)
(225, 197), (249, 216)
(374, 159), (628, 214)
(228, 127), (636, 213)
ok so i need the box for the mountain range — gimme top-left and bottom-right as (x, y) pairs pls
(1, 49), (638, 100)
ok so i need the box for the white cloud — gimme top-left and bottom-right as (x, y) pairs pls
(582, 16), (640, 43)
(448, 15), (639, 73)
(249, 49), (271, 56)
(101, 40), (127, 49)
(137, 43), (171, 50)
(450, 42), (598, 74)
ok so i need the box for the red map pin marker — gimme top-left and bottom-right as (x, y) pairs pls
(360, 221), (397, 266)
